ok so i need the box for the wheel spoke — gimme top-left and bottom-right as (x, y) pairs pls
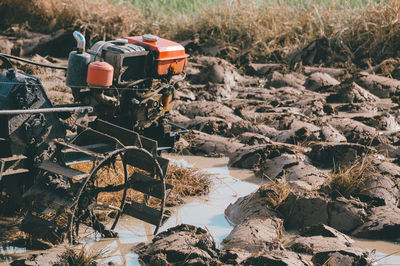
(25, 146), (169, 242)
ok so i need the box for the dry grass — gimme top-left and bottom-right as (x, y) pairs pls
(71, 160), (211, 208)
(327, 158), (373, 198)
(135, 0), (400, 67)
(0, 217), (27, 242)
(56, 246), (106, 266)
(328, 0), (400, 67)
(1, 0), (399, 67)
(259, 180), (291, 208)
(0, 0), (143, 41)
(70, 159), (133, 208)
(164, 165), (211, 206)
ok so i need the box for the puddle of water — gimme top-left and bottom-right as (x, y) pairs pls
(0, 217), (27, 265)
(0, 246), (26, 255)
(0, 245), (26, 265)
(160, 156), (259, 244)
(374, 251), (400, 266)
(87, 238), (141, 265)
(166, 154), (267, 185)
(354, 238), (400, 265)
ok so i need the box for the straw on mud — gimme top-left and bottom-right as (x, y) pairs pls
(327, 157), (373, 199)
(0, 218), (26, 242)
(57, 245), (108, 266)
(164, 165), (211, 206)
(259, 180), (291, 208)
(71, 162), (211, 208)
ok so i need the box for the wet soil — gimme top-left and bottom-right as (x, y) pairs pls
(151, 54), (400, 264)
(2, 28), (400, 264)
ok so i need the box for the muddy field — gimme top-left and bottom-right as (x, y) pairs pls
(143, 56), (400, 264)
(2, 23), (400, 265)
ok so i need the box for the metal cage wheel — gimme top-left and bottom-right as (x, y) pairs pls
(68, 146), (166, 242)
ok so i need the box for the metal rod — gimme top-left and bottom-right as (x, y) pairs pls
(167, 121), (189, 133)
(96, 202), (122, 211)
(0, 53), (68, 71)
(0, 106), (93, 115)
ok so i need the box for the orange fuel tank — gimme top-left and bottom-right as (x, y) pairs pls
(124, 35), (188, 76)
(87, 61), (114, 88)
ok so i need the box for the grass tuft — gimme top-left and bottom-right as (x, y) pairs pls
(56, 246), (107, 266)
(259, 180), (291, 208)
(328, 158), (372, 198)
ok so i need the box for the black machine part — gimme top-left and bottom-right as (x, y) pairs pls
(0, 66), (68, 158)
(89, 40), (150, 85)
(0, 55), (14, 70)
(66, 51), (91, 89)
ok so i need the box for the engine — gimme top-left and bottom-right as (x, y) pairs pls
(66, 32), (188, 149)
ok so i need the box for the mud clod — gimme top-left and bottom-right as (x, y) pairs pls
(352, 206), (400, 240)
(136, 224), (222, 266)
